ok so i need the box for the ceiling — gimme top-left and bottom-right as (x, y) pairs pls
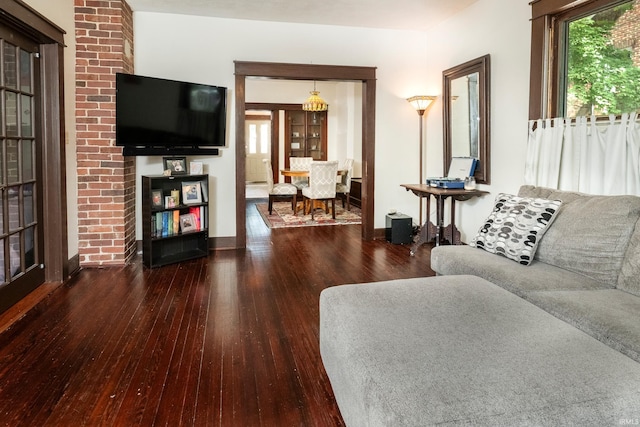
(126, 0), (478, 31)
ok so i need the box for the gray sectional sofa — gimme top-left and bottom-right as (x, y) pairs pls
(319, 186), (640, 426)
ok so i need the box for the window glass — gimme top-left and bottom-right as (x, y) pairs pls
(19, 49), (31, 93)
(260, 124), (269, 154)
(564, 1), (640, 116)
(249, 123), (257, 154)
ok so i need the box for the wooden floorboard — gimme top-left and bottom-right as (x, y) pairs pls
(0, 199), (435, 426)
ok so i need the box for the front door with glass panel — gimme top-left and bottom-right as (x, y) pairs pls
(245, 116), (272, 183)
(0, 28), (45, 313)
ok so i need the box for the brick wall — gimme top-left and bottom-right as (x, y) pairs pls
(611, 0), (640, 67)
(75, 0), (136, 266)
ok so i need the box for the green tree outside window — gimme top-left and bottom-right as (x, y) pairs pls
(566, 1), (640, 116)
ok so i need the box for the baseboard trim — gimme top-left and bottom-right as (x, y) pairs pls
(209, 236), (239, 250)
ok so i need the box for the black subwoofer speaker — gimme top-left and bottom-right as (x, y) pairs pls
(385, 213), (413, 244)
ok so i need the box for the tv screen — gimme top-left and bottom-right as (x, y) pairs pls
(116, 73), (227, 155)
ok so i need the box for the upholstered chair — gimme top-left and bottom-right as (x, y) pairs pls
(289, 157), (313, 190)
(302, 161), (339, 220)
(336, 158), (354, 211)
(263, 159), (297, 215)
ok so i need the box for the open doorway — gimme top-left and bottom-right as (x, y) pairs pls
(245, 111), (271, 200)
(235, 62), (376, 249)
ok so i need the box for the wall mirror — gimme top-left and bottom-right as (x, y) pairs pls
(443, 54), (490, 184)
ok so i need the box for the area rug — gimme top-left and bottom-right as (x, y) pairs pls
(257, 201), (362, 228)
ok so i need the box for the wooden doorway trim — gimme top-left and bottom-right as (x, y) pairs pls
(235, 61), (376, 248)
(0, 2), (67, 283)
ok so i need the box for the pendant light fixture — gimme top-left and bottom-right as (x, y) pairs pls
(302, 81), (328, 112)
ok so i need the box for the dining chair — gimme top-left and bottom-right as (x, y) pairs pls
(289, 157), (313, 190)
(336, 158), (354, 211)
(302, 161), (339, 220)
(263, 159), (297, 215)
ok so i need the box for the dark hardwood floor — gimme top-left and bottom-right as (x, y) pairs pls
(0, 200), (434, 426)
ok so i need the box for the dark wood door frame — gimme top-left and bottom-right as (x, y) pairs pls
(0, 2), (68, 284)
(235, 61), (376, 248)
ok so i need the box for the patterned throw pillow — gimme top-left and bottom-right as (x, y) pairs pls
(471, 193), (562, 265)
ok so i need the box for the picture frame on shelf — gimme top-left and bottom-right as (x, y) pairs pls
(179, 213), (198, 232)
(151, 189), (163, 208)
(190, 161), (203, 175)
(164, 195), (177, 209)
(181, 181), (202, 204)
(163, 156), (187, 175)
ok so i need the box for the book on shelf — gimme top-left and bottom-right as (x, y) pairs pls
(155, 212), (163, 237)
(188, 207), (201, 231)
(173, 210), (179, 235)
(162, 212), (169, 237)
(200, 179), (208, 202)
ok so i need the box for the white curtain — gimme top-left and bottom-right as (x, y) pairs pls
(525, 112), (640, 195)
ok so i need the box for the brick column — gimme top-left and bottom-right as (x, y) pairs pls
(75, 0), (136, 266)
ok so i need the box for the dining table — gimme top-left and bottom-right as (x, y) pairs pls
(280, 168), (347, 178)
(280, 168), (347, 214)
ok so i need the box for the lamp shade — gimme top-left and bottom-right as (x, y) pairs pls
(407, 95), (436, 115)
(303, 90), (328, 112)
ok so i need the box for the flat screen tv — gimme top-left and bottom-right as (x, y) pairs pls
(116, 73), (227, 156)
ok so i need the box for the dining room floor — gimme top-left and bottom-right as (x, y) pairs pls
(246, 182), (269, 199)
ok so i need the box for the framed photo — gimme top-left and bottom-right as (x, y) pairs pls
(181, 181), (202, 204)
(190, 161), (203, 175)
(179, 213), (198, 232)
(164, 195), (177, 209)
(151, 189), (163, 208)
(163, 156), (187, 175)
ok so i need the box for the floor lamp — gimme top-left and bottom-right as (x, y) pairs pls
(407, 95), (436, 226)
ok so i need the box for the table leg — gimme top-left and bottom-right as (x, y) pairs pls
(410, 194), (437, 256)
(441, 198), (462, 245)
(435, 195), (446, 246)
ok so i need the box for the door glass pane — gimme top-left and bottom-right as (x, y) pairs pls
(5, 92), (18, 136)
(260, 124), (269, 154)
(6, 140), (18, 184)
(3, 44), (16, 90)
(24, 227), (35, 269)
(0, 189), (4, 232)
(0, 241), (5, 283)
(21, 94), (32, 137)
(23, 184), (33, 225)
(8, 186), (20, 232)
(22, 140), (33, 181)
(20, 49), (31, 93)
(9, 233), (21, 278)
(249, 124), (257, 154)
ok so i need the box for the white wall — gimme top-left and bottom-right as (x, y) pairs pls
(421, 0), (532, 242)
(23, 0), (79, 259)
(133, 12), (431, 239)
(134, 2), (532, 243)
(25, 0), (534, 255)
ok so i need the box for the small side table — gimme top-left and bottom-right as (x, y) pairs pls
(401, 184), (489, 255)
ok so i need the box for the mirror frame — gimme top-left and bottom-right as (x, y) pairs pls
(443, 54), (491, 184)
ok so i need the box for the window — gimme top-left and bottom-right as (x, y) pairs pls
(530, 0), (640, 119)
(247, 122), (270, 154)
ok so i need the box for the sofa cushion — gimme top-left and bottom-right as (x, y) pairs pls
(518, 186), (640, 287)
(471, 193), (562, 265)
(431, 245), (611, 297)
(320, 275), (640, 426)
(618, 221), (640, 296)
(525, 289), (640, 363)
